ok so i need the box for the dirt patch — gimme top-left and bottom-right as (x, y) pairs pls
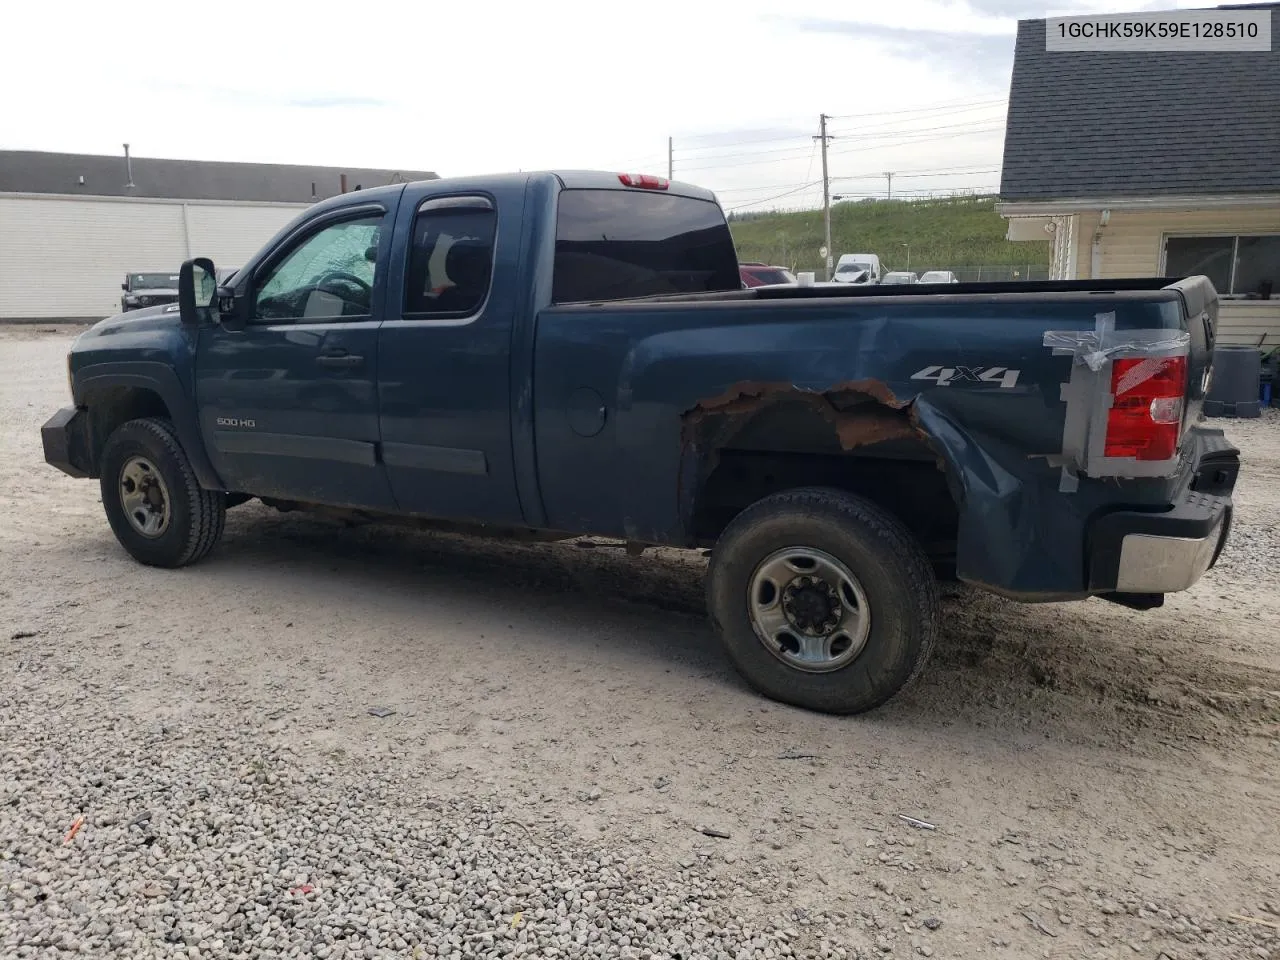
(3, 327), (1279, 960)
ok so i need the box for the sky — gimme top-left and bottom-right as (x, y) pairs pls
(1, 0), (1210, 212)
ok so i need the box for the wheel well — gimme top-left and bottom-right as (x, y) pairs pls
(692, 449), (958, 558)
(83, 386), (171, 473)
(684, 393), (959, 565)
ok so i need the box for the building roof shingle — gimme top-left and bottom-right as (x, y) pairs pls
(0, 150), (438, 203)
(1000, 3), (1280, 202)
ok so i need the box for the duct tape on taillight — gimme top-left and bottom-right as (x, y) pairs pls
(1043, 312), (1191, 492)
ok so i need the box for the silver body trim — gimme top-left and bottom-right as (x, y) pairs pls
(1115, 519), (1226, 593)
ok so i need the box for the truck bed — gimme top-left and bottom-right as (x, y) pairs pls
(631, 276), (1190, 305)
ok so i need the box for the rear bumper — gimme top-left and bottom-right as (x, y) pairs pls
(1087, 433), (1238, 595)
(42, 406), (93, 479)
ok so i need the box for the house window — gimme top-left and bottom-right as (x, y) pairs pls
(1164, 234), (1280, 297)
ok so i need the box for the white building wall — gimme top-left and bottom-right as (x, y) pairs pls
(1008, 205), (1280, 348)
(0, 194), (306, 320)
(1082, 207), (1280, 348)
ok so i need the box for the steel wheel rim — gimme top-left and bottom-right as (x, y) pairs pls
(119, 456), (171, 539)
(747, 546), (871, 673)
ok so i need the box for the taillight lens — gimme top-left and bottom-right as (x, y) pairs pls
(1104, 355), (1187, 461)
(618, 173), (669, 190)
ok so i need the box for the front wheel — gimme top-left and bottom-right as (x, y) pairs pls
(99, 417), (226, 568)
(707, 487), (939, 715)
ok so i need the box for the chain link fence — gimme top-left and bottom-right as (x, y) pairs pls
(946, 264), (1052, 282)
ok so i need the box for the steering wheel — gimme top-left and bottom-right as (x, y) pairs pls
(316, 271), (371, 295)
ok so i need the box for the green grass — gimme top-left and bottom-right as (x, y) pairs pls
(728, 195), (1051, 278)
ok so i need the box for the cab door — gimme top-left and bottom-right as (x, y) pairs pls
(196, 201), (398, 510)
(375, 184), (526, 523)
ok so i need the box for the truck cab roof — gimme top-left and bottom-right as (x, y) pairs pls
(303, 171), (719, 221)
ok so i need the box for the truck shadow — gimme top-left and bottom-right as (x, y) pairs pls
(204, 506), (1276, 751)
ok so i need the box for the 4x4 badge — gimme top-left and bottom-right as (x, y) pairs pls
(910, 365), (1021, 388)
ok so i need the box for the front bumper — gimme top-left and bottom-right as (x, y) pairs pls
(1087, 433), (1238, 595)
(42, 406), (93, 479)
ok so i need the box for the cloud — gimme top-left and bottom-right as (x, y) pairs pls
(791, 19), (1015, 87)
(956, 0), (1046, 15)
(288, 96), (392, 109)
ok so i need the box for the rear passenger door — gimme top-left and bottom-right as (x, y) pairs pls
(377, 187), (525, 523)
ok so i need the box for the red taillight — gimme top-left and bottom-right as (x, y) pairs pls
(618, 173), (669, 190)
(1104, 355), (1187, 461)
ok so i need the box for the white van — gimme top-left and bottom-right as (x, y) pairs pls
(833, 253), (882, 284)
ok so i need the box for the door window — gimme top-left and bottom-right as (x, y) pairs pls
(403, 202), (497, 318)
(254, 214), (383, 322)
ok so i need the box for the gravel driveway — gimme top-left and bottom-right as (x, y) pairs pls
(2, 325), (1278, 960)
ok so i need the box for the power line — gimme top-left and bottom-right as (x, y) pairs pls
(826, 96), (1006, 120)
(714, 167), (1000, 194)
(803, 140), (818, 185)
(676, 120), (1005, 172)
(827, 125), (1005, 158)
(679, 97), (1004, 146)
(676, 132), (813, 152)
(833, 166), (1000, 181)
(826, 103), (1006, 138)
(676, 140), (837, 167)
(724, 180), (823, 211)
(675, 116), (1002, 166)
(830, 117), (1007, 143)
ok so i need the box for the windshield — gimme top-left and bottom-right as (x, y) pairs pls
(748, 267), (796, 285)
(128, 273), (180, 290)
(837, 262), (871, 274)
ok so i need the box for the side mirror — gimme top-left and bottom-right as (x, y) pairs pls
(121, 282), (129, 291)
(178, 258), (217, 327)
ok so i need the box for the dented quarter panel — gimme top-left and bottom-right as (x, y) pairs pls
(532, 290), (1202, 595)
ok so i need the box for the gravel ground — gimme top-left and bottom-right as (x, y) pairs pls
(2, 325), (1279, 960)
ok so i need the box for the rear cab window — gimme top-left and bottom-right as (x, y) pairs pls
(552, 189), (740, 304)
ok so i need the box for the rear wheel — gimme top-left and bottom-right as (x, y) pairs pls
(707, 487), (939, 714)
(99, 418), (226, 568)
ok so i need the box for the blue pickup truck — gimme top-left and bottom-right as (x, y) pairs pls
(42, 170), (1240, 714)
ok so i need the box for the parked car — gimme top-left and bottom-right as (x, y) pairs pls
(919, 270), (959, 284)
(43, 169), (1237, 716)
(833, 253), (882, 284)
(740, 263), (797, 287)
(120, 272), (181, 312)
(881, 271), (919, 285)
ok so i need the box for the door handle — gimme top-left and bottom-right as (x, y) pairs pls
(316, 351), (364, 368)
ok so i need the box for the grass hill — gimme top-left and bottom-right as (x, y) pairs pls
(728, 195), (1051, 280)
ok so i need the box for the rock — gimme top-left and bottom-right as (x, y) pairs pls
(922, 918), (941, 931)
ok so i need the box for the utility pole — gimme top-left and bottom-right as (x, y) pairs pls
(816, 114), (833, 281)
(885, 171), (894, 200)
(668, 137), (673, 180)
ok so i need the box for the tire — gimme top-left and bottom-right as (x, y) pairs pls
(707, 487), (939, 715)
(98, 417), (226, 568)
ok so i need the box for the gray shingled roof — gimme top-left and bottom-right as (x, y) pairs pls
(0, 150), (437, 203)
(1000, 3), (1280, 201)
